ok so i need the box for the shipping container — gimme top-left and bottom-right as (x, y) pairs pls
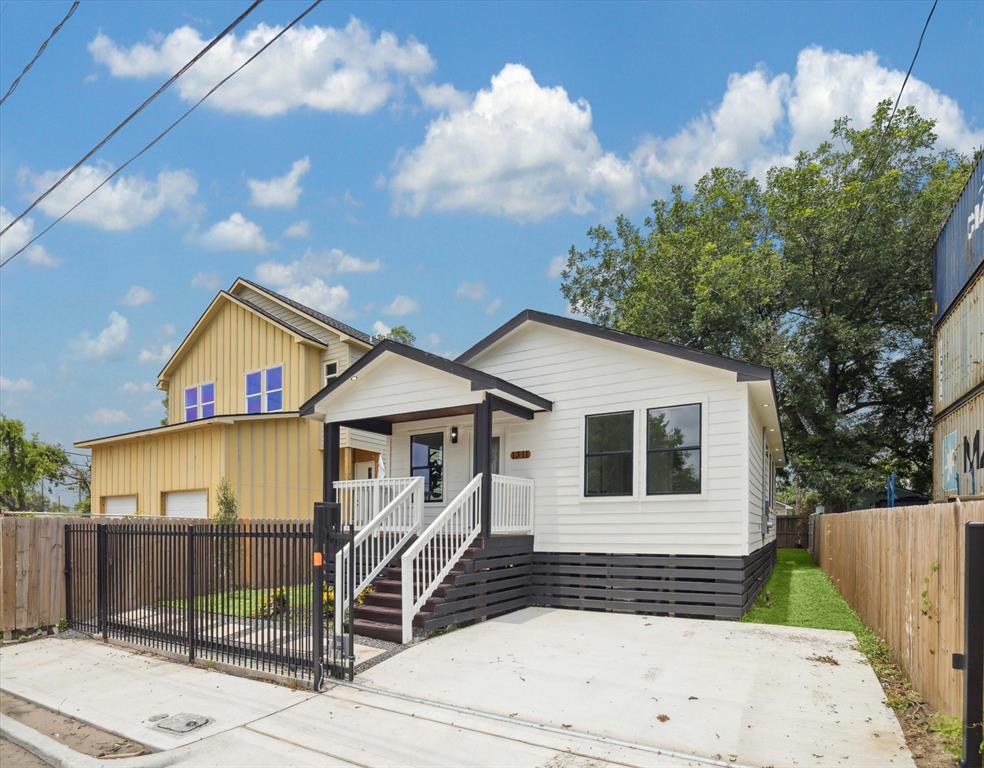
(933, 269), (984, 414)
(933, 389), (984, 500)
(932, 154), (983, 326)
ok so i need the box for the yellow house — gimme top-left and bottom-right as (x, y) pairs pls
(75, 278), (385, 518)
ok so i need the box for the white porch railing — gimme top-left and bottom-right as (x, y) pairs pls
(335, 477), (423, 616)
(334, 477), (418, 529)
(491, 474), (534, 534)
(400, 474), (482, 643)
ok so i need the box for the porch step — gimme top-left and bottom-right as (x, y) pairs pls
(352, 603), (402, 624)
(352, 618), (403, 644)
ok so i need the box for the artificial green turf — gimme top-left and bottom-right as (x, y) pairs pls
(743, 548), (867, 634)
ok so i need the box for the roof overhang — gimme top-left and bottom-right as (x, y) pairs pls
(157, 292), (326, 385)
(75, 411), (299, 449)
(300, 340), (552, 422)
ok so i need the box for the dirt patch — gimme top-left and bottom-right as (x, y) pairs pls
(0, 690), (150, 759)
(806, 654), (840, 665)
(1, 738), (48, 768)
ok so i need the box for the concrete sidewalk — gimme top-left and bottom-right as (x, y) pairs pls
(0, 638), (705, 767)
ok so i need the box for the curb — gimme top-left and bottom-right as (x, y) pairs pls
(0, 714), (174, 768)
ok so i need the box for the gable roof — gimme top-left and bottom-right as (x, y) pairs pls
(157, 291), (326, 383)
(457, 309), (774, 381)
(232, 278), (374, 345)
(299, 339), (553, 417)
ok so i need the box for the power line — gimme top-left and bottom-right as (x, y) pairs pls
(0, 1), (80, 108)
(0, 0), (323, 269)
(834, 0), (938, 256)
(0, 0), (264, 239)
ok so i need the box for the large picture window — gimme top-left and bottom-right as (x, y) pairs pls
(245, 365), (283, 414)
(646, 403), (701, 495)
(584, 412), (633, 496)
(410, 432), (444, 502)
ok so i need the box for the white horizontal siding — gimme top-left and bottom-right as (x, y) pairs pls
(469, 322), (752, 556)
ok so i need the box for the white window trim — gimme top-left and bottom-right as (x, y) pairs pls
(244, 363), (284, 414)
(577, 396), (710, 502)
(410, 428), (447, 506)
(184, 381), (215, 422)
(323, 359), (341, 385)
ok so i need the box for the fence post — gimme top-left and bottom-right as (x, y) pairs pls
(187, 525), (196, 663)
(312, 502), (328, 689)
(956, 522), (983, 768)
(63, 525), (72, 631)
(96, 524), (107, 639)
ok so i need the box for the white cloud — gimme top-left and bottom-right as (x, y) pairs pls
(137, 343), (175, 364)
(120, 381), (154, 393)
(89, 18), (435, 116)
(200, 212), (269, 252)
(19, 163), (197, 231)
(633, 46), (984, 187)
(416, 82), (470, 112)
(485, 298), (503, 316)
(391, 64), (645, 220)
(256, 248), (379, 286)
(280, 279), (352, 317)
(161, 323), (176, 337)
(122, 285), (154, 306)
(0, 376), (33, 392)
(456, 281), (485, 301)
(284, 220), (310, 239)
(191, 271), (222, 290)
(372, 320), (391, 336)
(71, 311), (129, 360)
(248, 157), (311, 209)
(0, 205), (59, 267)
(87, 408), (129, 425)
(383, 295), (419, 316)
(423, 332), (441, 347)
(547, 255), (566, 278)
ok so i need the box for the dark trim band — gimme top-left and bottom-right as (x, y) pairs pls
(934, 381), (984, 424)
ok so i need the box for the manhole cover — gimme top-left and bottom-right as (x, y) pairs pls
(155, 713), (211, 733)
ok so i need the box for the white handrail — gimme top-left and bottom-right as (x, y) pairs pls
(491, 474), (534, 534)
(400, 474), (483, 643)
(334, 477), (417, 529)
(335, 477), (423, 617)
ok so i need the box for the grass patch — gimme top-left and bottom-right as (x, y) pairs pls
(744, 549), (963, 764)
(166, 583), (314, 618)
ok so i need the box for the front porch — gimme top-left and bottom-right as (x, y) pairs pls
(300, 340), (552, 642)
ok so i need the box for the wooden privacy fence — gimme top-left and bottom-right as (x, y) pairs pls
(0, 515), (308, 635)
(810, 501), (984, 716)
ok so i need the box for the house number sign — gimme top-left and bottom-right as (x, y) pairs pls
(510, 450), (532, 460)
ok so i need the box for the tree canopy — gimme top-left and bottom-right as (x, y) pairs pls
(0, 414), (71, 511)
(562, 103), (971, 510)
(378, 325), (416, 346)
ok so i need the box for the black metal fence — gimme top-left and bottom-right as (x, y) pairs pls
(64, 505), (352, 687)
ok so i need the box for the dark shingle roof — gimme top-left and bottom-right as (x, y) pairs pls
(234, 277), (374, 344)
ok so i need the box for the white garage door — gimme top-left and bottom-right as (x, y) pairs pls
(164, 490), (207, 518)
(103, 495), (137, 516)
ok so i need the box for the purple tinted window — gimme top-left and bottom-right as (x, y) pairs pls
(266, 390), (283, 412)
(266, 366), (282, 392)
(246, 371), (262, 396)
(201, 382), (214, 404)
(246, 395), (262, 414)
(185, 406), (197, 421)
(201, 402), (215, 418)
(184, 387), (197, 407)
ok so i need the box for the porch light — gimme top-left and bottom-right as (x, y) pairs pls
(450, 426), (459, 444)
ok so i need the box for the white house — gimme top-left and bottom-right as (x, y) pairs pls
(302, 310), (784, 642)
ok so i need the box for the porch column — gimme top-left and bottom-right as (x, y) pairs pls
(323, 422), (340, 503)
(473, 396), (493, 536)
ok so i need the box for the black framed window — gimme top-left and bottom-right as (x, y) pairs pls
(646, 403), (701, 495)
(410, 432), (444, 502)
(584, 412), (633, 496)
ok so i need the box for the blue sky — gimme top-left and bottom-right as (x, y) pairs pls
(1, 0), (982, 451)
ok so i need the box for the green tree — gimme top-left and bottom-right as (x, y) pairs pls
(378, 326), (416, 346)
(0, 415), (70, 510)
(562, 103), (971, 510)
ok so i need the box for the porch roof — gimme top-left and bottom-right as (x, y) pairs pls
(299, 340), (552, 425)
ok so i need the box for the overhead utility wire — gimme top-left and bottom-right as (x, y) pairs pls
(0, 1), (80, 108)
(0, 0), (324, 269)
(834, 0), (937, 256)
(0, 0), (264, 238)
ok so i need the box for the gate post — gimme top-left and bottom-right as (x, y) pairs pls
(312, 502), (330, 689)
(96, 524), (108, 639)
(955, 521), (983, 768)
(63, 525), (72, 630)
(187, 525), (196, 663)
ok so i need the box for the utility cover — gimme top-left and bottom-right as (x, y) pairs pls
(155, 713), (210, 733)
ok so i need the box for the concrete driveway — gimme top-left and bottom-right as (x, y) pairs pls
(358, 607), (914, 768)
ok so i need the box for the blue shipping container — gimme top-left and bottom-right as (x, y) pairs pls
(933, 154), (984, 326)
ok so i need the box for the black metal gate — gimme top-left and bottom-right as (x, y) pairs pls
(64, 504), (353, 687)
